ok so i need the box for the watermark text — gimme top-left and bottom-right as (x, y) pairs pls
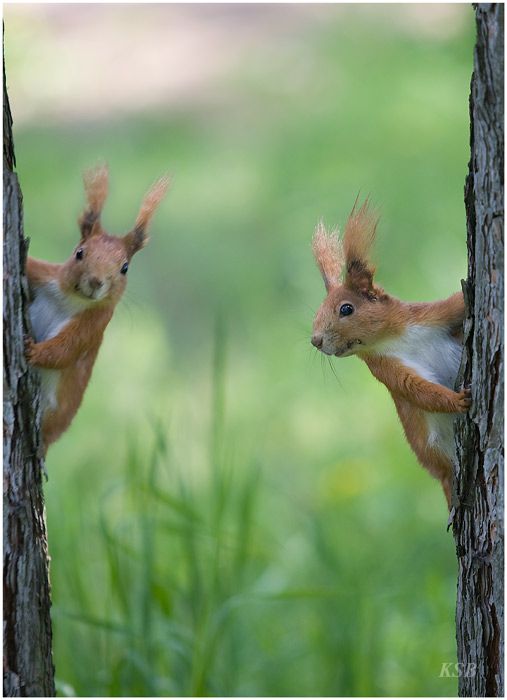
(439, 662), (477, 678)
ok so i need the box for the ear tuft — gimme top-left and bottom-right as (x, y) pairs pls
(312, 220), (344, 291)
(343, 198), (379, 295)
(135, 175), (170, 232)
(78, 163), (109, 239)
(124, 175), (170, 256)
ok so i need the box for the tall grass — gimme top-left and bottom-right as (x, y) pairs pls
(50, 324), (263, 696)
(47, 323), (458, 697)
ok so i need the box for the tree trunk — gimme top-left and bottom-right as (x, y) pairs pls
(3, 51), (56, 696)
(453, 3), (504, 697)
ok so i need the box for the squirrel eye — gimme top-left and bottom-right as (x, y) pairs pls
(339, 303), (354, 317)
(75, 248), (84, 260)
(120, 262), (129, 275)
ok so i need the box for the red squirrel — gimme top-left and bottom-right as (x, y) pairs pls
(25, 164), (169, 453)
(311, 200), (471, 508)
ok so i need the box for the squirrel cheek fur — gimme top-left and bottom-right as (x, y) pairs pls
(25, 165), (169, 454)
(311, 200), (470, 509)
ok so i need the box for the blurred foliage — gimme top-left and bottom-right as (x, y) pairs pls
(6, 5), (474, 696)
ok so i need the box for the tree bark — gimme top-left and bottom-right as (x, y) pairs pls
(453, 3), (504, 697)
(3, 51), (55, 696)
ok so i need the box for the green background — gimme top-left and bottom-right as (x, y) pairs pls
(5, 4), (474, 696)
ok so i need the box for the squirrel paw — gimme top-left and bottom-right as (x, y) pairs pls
(24, 335), (36, 363)
(456, 386), (472, 412)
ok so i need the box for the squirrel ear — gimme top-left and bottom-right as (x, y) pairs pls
(312, 220), (344, 291)
(123, 226), (150, 257)
(346, 259), (377, 298)
(343, 198), (378, 297)
(78, 163), (109, 240)
(124, 175), (170, 256)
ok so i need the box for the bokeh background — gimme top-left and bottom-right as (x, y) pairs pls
(4, 4), (475, 696)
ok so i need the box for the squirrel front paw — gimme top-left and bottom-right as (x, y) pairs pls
(24, 335), (37, 364)
(456, 386), (472, 413)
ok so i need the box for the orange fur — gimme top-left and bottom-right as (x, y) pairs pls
(311, 200), (468, 509)
(363, 354), (471, 414)
(25, 258), (60, 287)
(389, 396), (454, 505)
(26, 306), (112, 448)
(406, 293), (465, 339)
(26, 165), (169, 453)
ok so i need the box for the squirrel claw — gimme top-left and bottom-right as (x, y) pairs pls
(456, 386), (472, 412)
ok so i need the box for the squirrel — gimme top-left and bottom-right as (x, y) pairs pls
(311, 199), (471, 508)
(25, 164), (169, 454)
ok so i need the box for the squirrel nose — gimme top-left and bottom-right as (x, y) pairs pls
(88, 276), (104, 291)
(311, 334), (323, 349)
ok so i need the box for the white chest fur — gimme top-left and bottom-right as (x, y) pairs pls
(29, 281), (89, 410)
(29, 280), (88, 343)
(375, 324), (462, 460)
(376, 324), (462, 389)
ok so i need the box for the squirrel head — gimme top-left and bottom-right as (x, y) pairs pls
(60, 165), (169, 304)
(311, 199), (398, 357)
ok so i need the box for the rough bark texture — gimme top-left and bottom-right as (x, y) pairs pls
(453, 4), (504, 697)
(3, 56), (56, 696)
